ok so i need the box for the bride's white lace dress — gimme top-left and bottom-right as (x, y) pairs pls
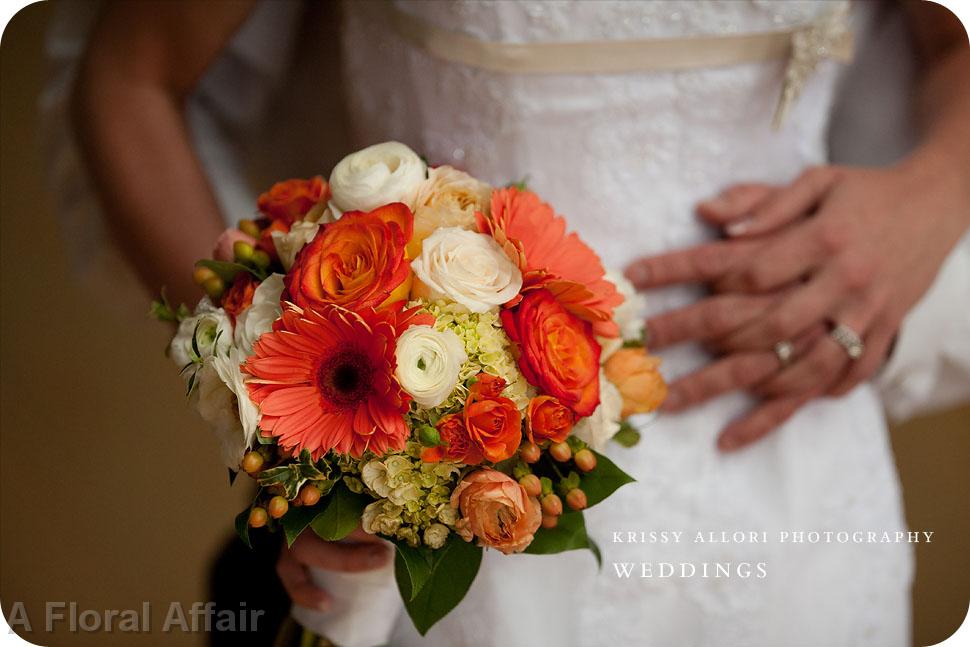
(340, 2), (912, 646)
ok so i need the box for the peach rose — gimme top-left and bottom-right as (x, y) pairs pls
(526, 395), (574, 444)
(464, 391), (522, 463)
(420, 414), (484, 465)
(451, 469), (541, 554)
(501, 289), (601, 417)
(604, 347), (668, 418)
(257, 176), (328, 225)
(284, 203), (413, 311)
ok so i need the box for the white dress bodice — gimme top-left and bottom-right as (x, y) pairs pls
(340, 3), (913, 646)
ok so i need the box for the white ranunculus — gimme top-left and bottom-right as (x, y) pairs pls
(272, 221), (321, 271)
(170, 299), (232, 369)
(361, 460), (392, 497)
(193, 348), (258, 469)
(394, 326), (467, 408)
(234, 274), (285, 354)
(599, 270), (647, 361)
(411, 228), (523, 313)
(572, 371), (623, 451)
(328, 141), (426, 215)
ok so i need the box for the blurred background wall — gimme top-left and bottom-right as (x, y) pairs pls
(1, 3), (967, 646)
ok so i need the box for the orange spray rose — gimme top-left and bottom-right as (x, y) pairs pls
(420, 414), (485, 465)
(604, 347), (667, 417)
(257, 176), (328, 225)
(526, 395), (574, 444)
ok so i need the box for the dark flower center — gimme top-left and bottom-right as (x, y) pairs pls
(317, 348), (375, 408)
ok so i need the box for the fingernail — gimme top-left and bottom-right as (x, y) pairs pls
(725, 218), (753, 237)
(717, 434), (739, 451)
(700, 197), (731, 212)
(661, 390), (681, 412)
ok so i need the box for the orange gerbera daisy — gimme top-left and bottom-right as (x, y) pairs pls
(477, 187), (623, 337)
(243, 302), (434, 459)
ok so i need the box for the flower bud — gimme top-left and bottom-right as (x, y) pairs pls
(252, 249), (272, 269)
(193, 266), (217, 286)
(268, 495), (289, 519)
(239, 219), (261, 239)
(540, 476), (553, 496)
(566, 488), (587, 511)
(541, 493), (563, 516)
(519, 442), (541, 464)
(417, 425), (441, 447)
(233, 240), (255, 262)
(518, 474), (542, 497)
(549, 441), (572, 462)
(541, 514), (559, 529)
(574, 448), (597, 473)
(300, 485), (322, 507)
(248, 507), (268, 528)
(202, 276), (225, 300)
(241, 451), (264, 474)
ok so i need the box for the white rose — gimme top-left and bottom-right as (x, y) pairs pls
(361, 460), (392, 497)
(572, 371), (623, 451)
(169, 299), (232, 369)
(328, 141), (426, 215)
(234, 274), (285, 353)
(411, 228), (523, 313)
(193, 348), (258, 469)
(423, 523), (450, 549)
(599, 270), (647, 361)
(394, 325), (467, 407)
(272, 221), (321, 271)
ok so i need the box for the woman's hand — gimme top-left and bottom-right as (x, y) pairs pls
(626, 161), (970, 449)
(276, 528), (391, 612)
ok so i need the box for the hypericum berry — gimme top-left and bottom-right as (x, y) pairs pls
(519, 442), (541, 464)
(233, 240), (255, 263)
(549, 441), (572, 462)
(251, 249), (272, 269)
(566, 488), (588, 511)
(300, 485), (322, 507)
(248, 507), (268, 528)
(202, 276), (225, 300)
(267, 496), (289, 519)
(518, 474), (542, 498)
(239, 219), (260, 239)
(193, 266), (217, 285)
(241, 451), (264, 474)
(541, 493), (563, 517)
(574, 448), (597, 472)
(541, 514), (559, 529)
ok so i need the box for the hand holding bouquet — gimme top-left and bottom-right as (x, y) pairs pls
(155, 141), (667, 635)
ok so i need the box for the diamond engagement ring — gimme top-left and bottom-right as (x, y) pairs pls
(773, 340), (795, 367)
(830, 323), (865, 360)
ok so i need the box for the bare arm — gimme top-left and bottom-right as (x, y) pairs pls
(71, 0), (255, 305)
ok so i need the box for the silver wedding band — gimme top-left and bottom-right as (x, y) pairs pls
(830, 323), (865, 360)
(774, 340), (795, 368)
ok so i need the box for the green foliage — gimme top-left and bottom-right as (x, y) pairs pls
(257, 450), (332, 500)
(195, 258), (267, 283)
(310, 482), (370, 541)
(394, 536), (483, 635)
(280, 501), (326, 547)
(613, 421), (642, 448)
(149, 288), (190, 322)
(234, 506), (253, 549)
(580, 450), (635, 508)
(505, 176), (531, 191)
(524, 511), (596, 561)
(556, 470), (582, 497)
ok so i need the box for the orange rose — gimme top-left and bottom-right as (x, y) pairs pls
(257, 176), (328, 225)
(284, 203), (413, 311)
(257, 219), (289, 262)
(526, 395), (574, 444)
(604, 347), (667, 417)
(221, 272), (257, 322)
(420, 414), (484, 465)
(501, 289), (601, 417)
(464, 390), (522, 463)
(451, 468), (541, 554)
(468, 372), (507, 402)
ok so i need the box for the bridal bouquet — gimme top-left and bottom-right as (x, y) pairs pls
(154, 142), (667, 636)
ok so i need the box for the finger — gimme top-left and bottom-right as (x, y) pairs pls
(755, 300), (882, 398)
(345, 526), (385, 543)
(717, 388), (821, 452)
(661, 351), (779, 412)
(719, 266), (847, 351)
(645, 293), (775, 349)
(696, 184), (776, 226)
(828, 322), (897, 396)
(290, 532), (391, 573)
(624, 238), (761, 289)
(724, 166), (840, 237)
(277, 548), (332, 611)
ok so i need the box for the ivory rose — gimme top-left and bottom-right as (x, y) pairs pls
(501, 289), (601, 417)
(329, 142), (426, 215)
(409, 166), (492, 256)
(272, 220), (321, 271)
(604, 348), (667, 417)
(284, 203), (413, 311)
(411, 228), (522, 313)
(394, 325), (467, 408)
(257, 176), (328, 225)
(526, 395), (574, 444)
(572, 371), (623, 451)
(599, 270), (647, 360)
(451, 469), (541, 554)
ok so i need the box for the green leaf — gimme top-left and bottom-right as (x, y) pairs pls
(196, 259), (266, 282)
(394, 536), (482, 635)
(524, 511), (591, 556)
(580, 450), (635, 508)
(613, 421), (641, 448)
(257, 453), (331, 500)
(280, 501), (326, 547)
(310, 482), (369, 541)
(505, 176), (530, 191)
(234, 507), (253, 549)
(227, 468), (238, 486)
(393, 542), (433, 601)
